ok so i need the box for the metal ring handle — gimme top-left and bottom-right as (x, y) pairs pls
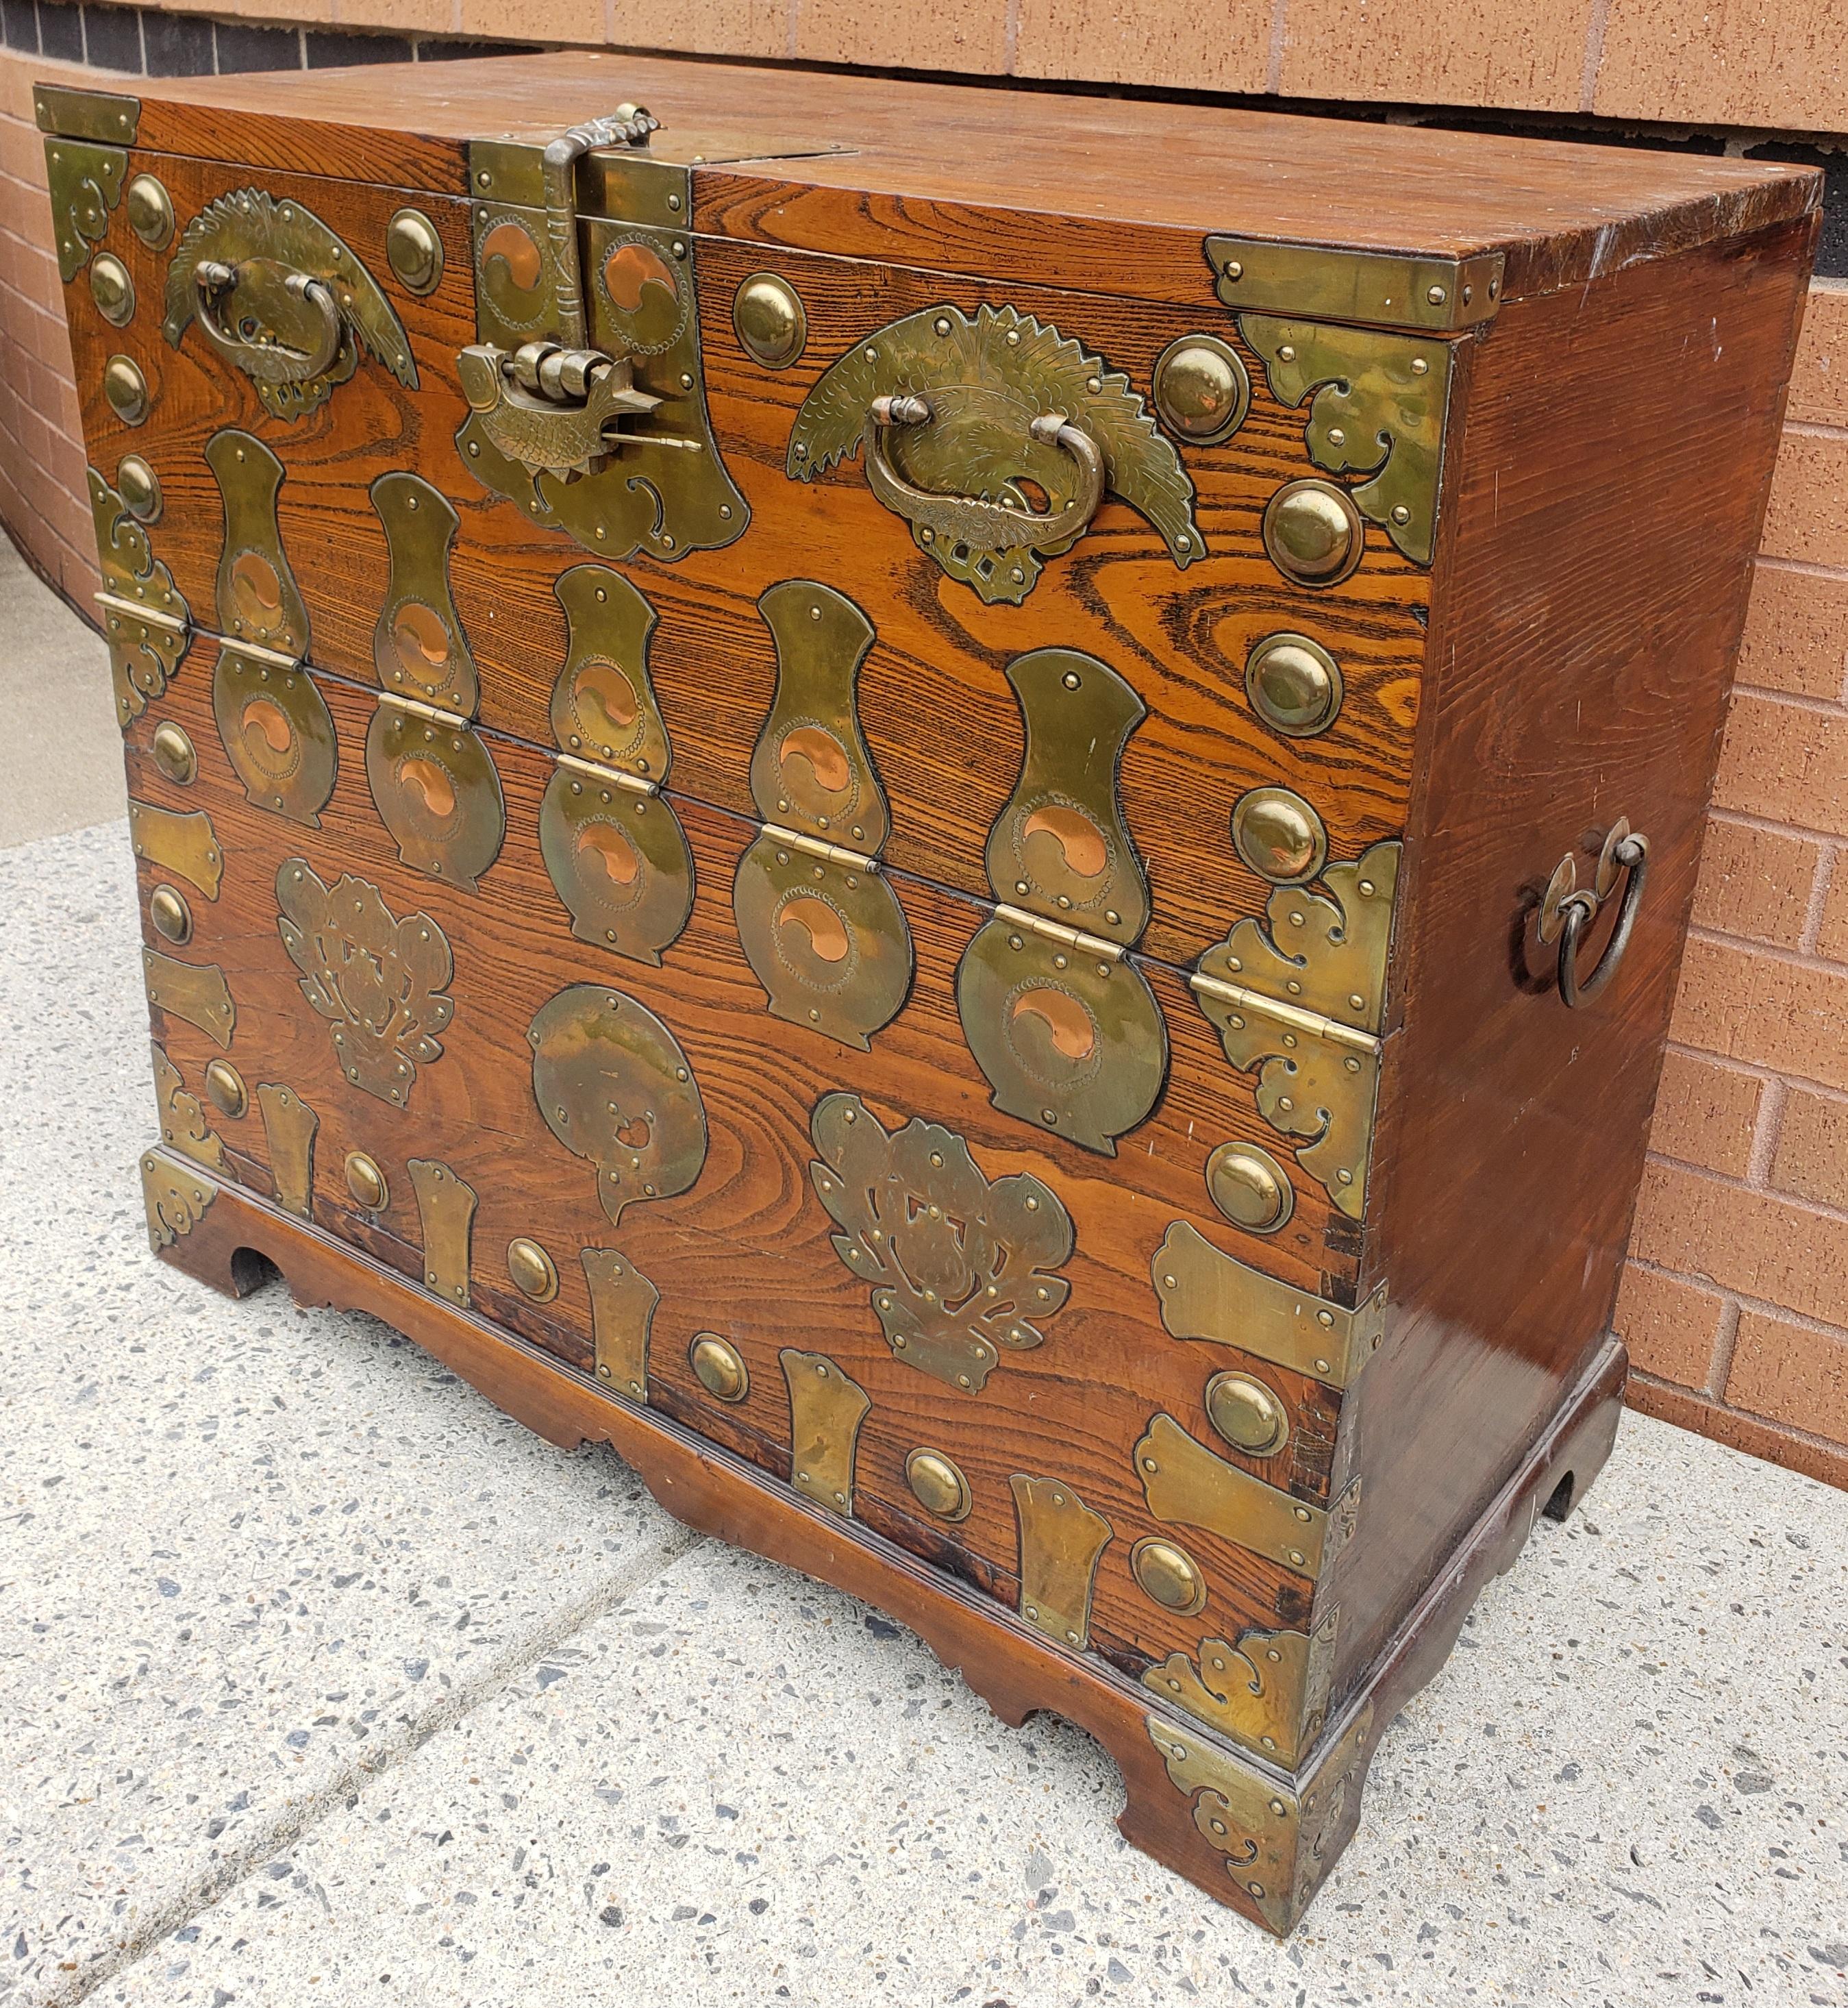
(1557, 832), (1649, 1009)
(863, 397), (1106, 554)
(193, 260), (341, 383)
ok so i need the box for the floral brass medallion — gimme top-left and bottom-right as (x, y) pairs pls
(275, 859), (455, 1106)
(808, 1091), (1074, 1391)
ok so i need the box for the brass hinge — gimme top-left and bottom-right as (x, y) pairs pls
(377, 687), (471, 731)
(762, 821), (881, 874)
(994, 902), (1125, 963)
(34, 84), (140, 144)
(1189, 970), (1376, 1054)
(558, 749), (656, 797)
(1205, 238), (1504, 332)
(95, 591), (188, 635)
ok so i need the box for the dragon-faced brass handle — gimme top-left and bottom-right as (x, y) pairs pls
(865, 395), (1106, 557)
(192, 258), (342, 385)
(1538, 820), (1650, 1009)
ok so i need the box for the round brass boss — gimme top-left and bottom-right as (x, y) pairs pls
(1152, 334), (1250, 445)
(117, 454), (162, 524)
(689, 1333), (749, 1403)
(103, 355), (148, 427)
(344, 1151), (390, 1212)
(904, 1448), (973, 1522)
(386, 208), (445, 296)
(1232, 785), (1328, 886)
(147, 882), (191, 945)
(1245, 632), (1343, 738)
(1130, 1537), (1208, 1615)
(1206, 1371), (1290, 1457)
(151, 721), (195, 784)
(1262, 478), (1364, 586)
(506, 1236), (559, 1302)
(90, 253), (135, 328)
(203, 1058), (247, 1119)
(124, 173), (174, 250)
(732, 272), (807, 369)
(1205, 1140), (1295, 1234)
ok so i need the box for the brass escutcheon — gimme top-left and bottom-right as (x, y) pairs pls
(733, 272), (807, 369)
(90, 251), (134, 327)
(507, 1236), (560, 1302)
(104, 354), (148, 425)
(1206, 1372), (1290, 1457)
(147, 883), (191, 945)
(150, 720), (195, 784)
(1204, 1141), (1296, 1233)
(905, 1448), (973, 1522)
(386, 208), (445, 296)
(117, 454), (162, 524)
(1245, 633), (1343, 738)
(344, 1150), (389, 1212)
(1232, 787), (1329, 887)
(1262, 478), (1364, 587)
(125, 171), (173, 251)
(1151, 334), (1250, 445)
(1130, 1535), (1208, 1616)
(203, 1058), (246, 1119)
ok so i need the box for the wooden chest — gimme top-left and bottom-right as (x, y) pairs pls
(40, 54), (1816, 1933)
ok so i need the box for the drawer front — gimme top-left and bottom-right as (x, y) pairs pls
(125, 650), (1369, 1718)
(64, 148), (1429, 977)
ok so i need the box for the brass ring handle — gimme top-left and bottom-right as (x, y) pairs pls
(1556, 831), (1649, 1009)
(864, 397), (1106, 554)
(192, 259), (342, 383)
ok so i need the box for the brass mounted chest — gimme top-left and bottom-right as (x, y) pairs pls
(41, 53), (1817, 1934)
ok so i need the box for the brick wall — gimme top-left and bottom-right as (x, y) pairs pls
(1, 3), (1844, 1487)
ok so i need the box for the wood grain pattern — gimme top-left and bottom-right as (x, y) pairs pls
(127, 646), (1374, 1681)
(66, 149), (1426, 971)
(151, 1162), (1624, 1936)
(123, 52), (1819, 308)
(1327, 213), (1819, 1702)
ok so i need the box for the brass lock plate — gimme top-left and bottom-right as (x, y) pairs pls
(205, 430), (310, 660)
(457, 129), (747, 565)
(276, 858), (454, 1106)
(164, 188), (416, 419)
(365, 706), (506, 891)
(528, 982), (707, 1226)
(539, 763), (694, 966)
(808, 1090), (1073, 1391)
(957, 915), (1168, 1156)
(788, 301), (1201, 604)
(212, 650), (336, 827)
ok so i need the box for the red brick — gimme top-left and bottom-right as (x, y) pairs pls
(1610, 1261), (1725, 1387)
(1762, 428), (1848, 572)
(1593, 0), (1848, 134)
(1726, 1308), (1848, 1439)
(1691, 816), (1821, 948)
(1646, 1047), (1764, 1176)
(1016, 0), (1271, 91)
(1625, 1375), (1848, 1490)
(1671, 936), (1848, 1092)
(1630, 1159), (1848, 1328)
(1771, 1084), (1848, 1212)
(1818, 860), (1848, 964)
(1735, 562), (1848, 701)
(798, 0), (1004, 69)
(1712, 691), (1848, 839)
(1790, 282), (1848, 430)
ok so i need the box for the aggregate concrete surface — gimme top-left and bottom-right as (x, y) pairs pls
(1, 541), (1844, 2008)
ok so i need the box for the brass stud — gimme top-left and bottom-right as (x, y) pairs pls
(150, 719), (195, 784)
(89, 253), (135, 328)
(1232, 786), (1328, 886)
(1261, 478), (1364, 587)
(386, 208), (445, 296)
(1130, 1536), (1208, 1615)
(904, 1448), (972, 1522)
(124, 173), (174, 251)
(732, 271), (807, 369)
(203, 1058), (246, 1119)
(147, 883), (191, 945)
(1205, 1140), (1295, 1235)
(1244, 632), (1343, 738)
(343, 1150), (390, 1212)
(1206, 1372), (1290, 1457)
(1151, 334), (1250, 445)
(103, 354), (148, 427)
(506, 1235), (559, 1302)
(117, 454), (162, 524)
(690, 1333), (749, 1403)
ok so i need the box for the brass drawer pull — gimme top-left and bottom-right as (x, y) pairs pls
(865, 394), (1106, 556)
(192, 258), (341, 384)
(1541, 822), (1650, 1010)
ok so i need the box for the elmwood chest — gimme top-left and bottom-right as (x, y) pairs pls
(40, 52), (1816, 1933)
